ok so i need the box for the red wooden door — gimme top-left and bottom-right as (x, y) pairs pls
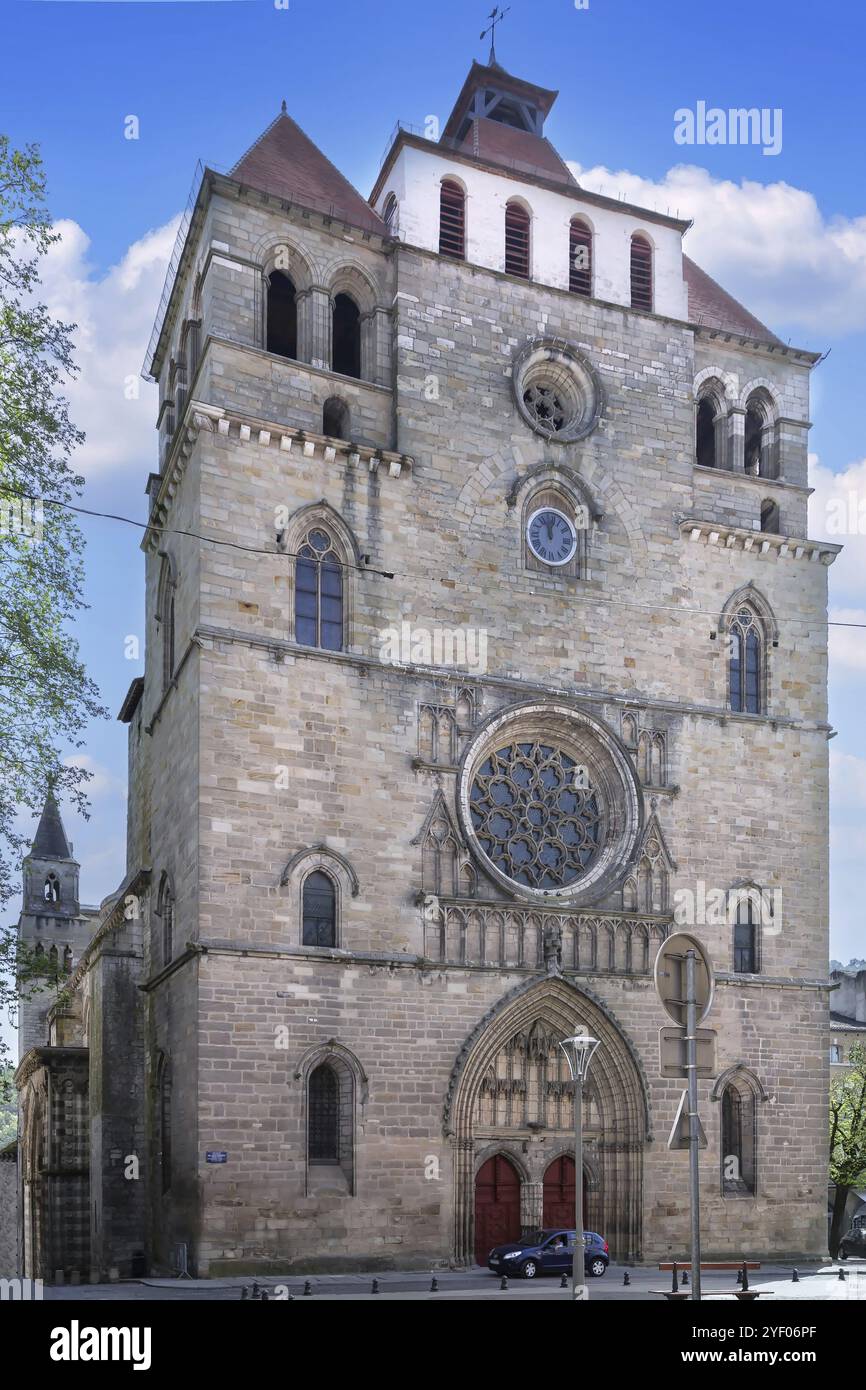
(474, 1155), (521, 1266)
(543, 1155), (586, 1229)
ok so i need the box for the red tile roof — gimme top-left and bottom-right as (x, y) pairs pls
(458, 117), (578, 187)
(230, 111), (386, 236)
(683, 254), (781, 345)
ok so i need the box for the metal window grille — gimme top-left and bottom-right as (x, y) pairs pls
(309, 1064), (340, 1163)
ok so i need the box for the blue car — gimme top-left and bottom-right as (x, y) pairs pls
(487, 1228), (609, 1280)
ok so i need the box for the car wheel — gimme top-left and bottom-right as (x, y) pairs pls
(588, 1258), (607, 1278)
(838, 1246), (849, 1261)
(521, 1259), (539, 1279)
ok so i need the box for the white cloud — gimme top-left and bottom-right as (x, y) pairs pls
(38, 216), (179, 481)
(568, 160), (866, 337)
(62, 754), (126, 801)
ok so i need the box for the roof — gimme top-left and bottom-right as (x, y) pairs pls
(230, 110), (386, 236)
(683, 254), (782, 345)
(30, 790), (72, 861)
(456, 116), (577, 186)
(118, 676), (144, 724)
(830, 1013), (866, 1033)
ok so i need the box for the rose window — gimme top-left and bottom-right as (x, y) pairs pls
(469, 741), (602, 890)
(522, 384), (567, 433)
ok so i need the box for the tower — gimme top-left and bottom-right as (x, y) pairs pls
(17, 792), (92, 1058)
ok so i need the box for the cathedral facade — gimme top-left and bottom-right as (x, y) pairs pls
(16, 60), (835, 1278)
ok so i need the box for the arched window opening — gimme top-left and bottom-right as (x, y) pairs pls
(332, 293), (361, 379)
(43, 873), (60, 904)
(721, 1082), (756, 1195)
(157, 1056), (172, 1194)
(630, 234), (653, 311)
(308, 1063), (340, 1163)
(439, 180), (466, 259)
(729, 606), (763, 715)
(760, 498), (780, 534)
(733, 897), (758, 973)
(63, 945), (73, 973)
(157, 556), (176, 694)
(322, 397), (350, 440)
(696, 397), (718, 468)
(159, 878), (175, 967)
(505, 201), (531, 279)
(569, 218), (592, 296)
(302, 871), (336, 947)
(266, 270), (297, 360)
(295, 525), (344, 651)
(382, 192), (399, 236)
(744, 405), (764, 475)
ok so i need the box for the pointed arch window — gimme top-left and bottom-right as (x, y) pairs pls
(505, 201), (531, 279)
(733, 897), (758, 974)
(569, 218), (592, 296)
(43, 873), (60, 904)
(266, 270), (297, 359)
(302, 871), (337, 947)
(157, 556), (176, 694)
(439, 179), (466, 259)
(308, 1063), (340, 1163)
(158, 875), (175, 966)
(382, 192), (399, 236)
(630, 234), (653, 311)
(295, 526), (344, 651)
(760, 498), (780, 534)
(695, 392), (723, 469)
(332, 293), (361, 379)
(729, 606), (763, 714)
(721, 1080), (756, 1194)
(322, 396), (350, 440)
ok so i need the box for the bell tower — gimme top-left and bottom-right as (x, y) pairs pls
(17, 791), (92, 1058)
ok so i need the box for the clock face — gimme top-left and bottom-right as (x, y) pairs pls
(526, 507), (577, 566)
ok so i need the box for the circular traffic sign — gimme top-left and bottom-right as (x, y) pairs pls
(654, 932), (715, 1026)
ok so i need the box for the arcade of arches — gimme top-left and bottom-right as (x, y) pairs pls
(448, 977), (648, 1266)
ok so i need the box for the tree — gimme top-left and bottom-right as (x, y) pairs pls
(829, 1042), (866, 1257)
(0, 136), (107, 1073)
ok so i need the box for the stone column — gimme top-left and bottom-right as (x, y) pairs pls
(297, 286), (333, 370)
(729, 407), (745, 473)
(362, 305), (392, 387)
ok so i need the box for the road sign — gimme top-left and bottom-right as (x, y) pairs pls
(654, 932), (715, 1026)
(659, 1026), (716, 1078)
(667, 1091), (708, 1151)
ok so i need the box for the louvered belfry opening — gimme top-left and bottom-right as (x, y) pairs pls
(505, 201), (531, 278)
(630, 234), (653, 311)
(439, 179), (466, 259)
(569, 218), (592, 296)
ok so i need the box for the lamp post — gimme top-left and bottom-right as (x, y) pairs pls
(559, 1033), (601, 1301)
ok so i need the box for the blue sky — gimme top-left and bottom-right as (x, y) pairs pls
(2, 0), (864, 969)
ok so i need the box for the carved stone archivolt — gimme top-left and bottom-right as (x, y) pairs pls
(445, 976), (650, 1265)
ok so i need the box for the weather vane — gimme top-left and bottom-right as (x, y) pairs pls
(480, 6), (510, 65)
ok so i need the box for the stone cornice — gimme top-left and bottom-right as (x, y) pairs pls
(64, 866), (151, 996)
(194, 622), (834, 735)
(692, 464), (812, 496)
(143, 395), (413, 552)
(679, 516), (841, 565)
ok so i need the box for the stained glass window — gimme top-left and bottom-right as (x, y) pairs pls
(729, 607), (763, 714)
(309, 1064), (340, 1163)
(302, 871), (336, 947)
(295, 527), (343, 651)
(469, 742), (602, 889)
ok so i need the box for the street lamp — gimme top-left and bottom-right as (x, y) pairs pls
(559, 1033), (601, 1301)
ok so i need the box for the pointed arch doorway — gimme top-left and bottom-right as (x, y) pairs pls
(447, 977), (649, 1266)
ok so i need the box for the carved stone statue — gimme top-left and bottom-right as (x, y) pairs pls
(543, 921), (563, 976)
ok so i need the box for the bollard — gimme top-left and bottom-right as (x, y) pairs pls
(838, 1267), (846, 1281)
(741, 1263), (750, 1292)
(303, 1280), (312, 1297)
(623, 1271), (630, 1286)
(371, 1278), (379, 1295)
(500, 1275), (508, 1290)
(261, 1289), (269, 1301)
(792, 1268), (800, 1283)
(670, 1262), (679, 1295)
(681, 1270), (688, 1287)
(252, 1281), (260, 1300)
(241, 1286), (249, 1300)
(430, 1277), (438, 1292)
(560, 1273), (568, 1288)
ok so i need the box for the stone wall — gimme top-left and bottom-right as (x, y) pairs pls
(0, 1145), (18, 1277)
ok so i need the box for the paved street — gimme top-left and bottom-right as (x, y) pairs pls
(39, 1259), (866, 1301)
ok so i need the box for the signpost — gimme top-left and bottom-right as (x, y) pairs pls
(654, 932), (715, 1302)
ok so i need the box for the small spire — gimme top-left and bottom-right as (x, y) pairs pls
(281, 99), (287, 114)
